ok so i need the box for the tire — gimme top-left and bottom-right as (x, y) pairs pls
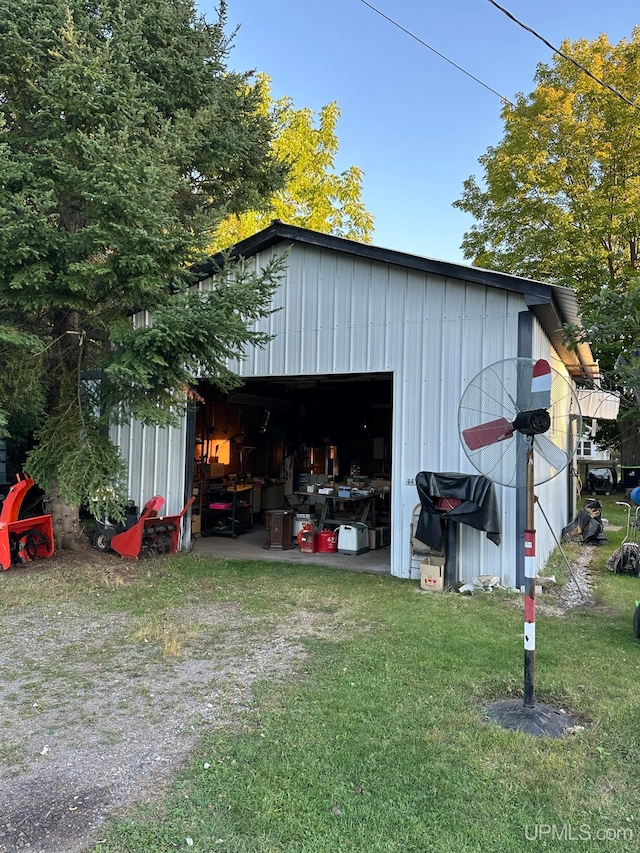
(94, 531), (111, 553)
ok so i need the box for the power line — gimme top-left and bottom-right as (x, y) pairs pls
(359, 0), (640, 114)
(486, 0), (640, 112)
(358, 0), (514, 106)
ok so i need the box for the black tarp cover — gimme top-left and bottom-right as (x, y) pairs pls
(415, 471), (501, 552)
(562, 500), (607, 545)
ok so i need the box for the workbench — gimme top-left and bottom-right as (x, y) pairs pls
(294, 490), (381, 529)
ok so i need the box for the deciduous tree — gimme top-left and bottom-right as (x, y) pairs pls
(214, 75), (374, 248)
(454, 29), (640, 461)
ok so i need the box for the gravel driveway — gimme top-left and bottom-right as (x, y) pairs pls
(0, 554), (344, 853)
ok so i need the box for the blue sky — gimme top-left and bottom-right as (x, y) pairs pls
(200, 0), (639, 264)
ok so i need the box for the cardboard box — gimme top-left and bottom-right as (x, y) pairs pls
(207, 462), (227, 478)
(368, 527), (391, 550)
(420, 556), (445, 591)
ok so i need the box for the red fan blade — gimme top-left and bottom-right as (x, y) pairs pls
(529, 359), (552, 410)
(462, 417), (514, 450)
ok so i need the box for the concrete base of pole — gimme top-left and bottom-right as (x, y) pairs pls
(486, 699), (584, 738)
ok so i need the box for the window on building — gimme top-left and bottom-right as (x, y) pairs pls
(578, 439), (593, 457)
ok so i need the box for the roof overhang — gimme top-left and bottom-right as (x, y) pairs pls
(576, 388), (620, 420)
(196, 221), (599, 382)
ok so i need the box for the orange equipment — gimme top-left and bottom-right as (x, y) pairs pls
(0, 474), (55, 570)
(109, 495), (195, 560)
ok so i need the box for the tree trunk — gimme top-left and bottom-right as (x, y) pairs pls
(47, 482), (88, 551)
(618, 418), (640, 467)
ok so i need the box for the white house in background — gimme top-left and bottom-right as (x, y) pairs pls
(575, 388), (621, 494)
(113, 222), (604, 589)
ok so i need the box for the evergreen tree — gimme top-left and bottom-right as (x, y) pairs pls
(0, 0), (288, 544)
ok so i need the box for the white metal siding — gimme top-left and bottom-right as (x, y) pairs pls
(227, 244), (528, 586)
(119, 241), (569, 587)
(527, 323), (578, 575)
(111, 420), (188, 523)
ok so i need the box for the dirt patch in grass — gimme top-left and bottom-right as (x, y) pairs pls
(536, 544), (597, 616)
(495, 544), (598, 618)
(0, 551), (350, 853)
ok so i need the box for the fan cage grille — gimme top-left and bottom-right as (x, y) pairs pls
(458, 358), (582, 487)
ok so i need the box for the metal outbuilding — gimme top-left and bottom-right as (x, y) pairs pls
(112, 222), (600, 588)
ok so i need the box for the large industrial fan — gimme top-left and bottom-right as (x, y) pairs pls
(458, 357), (582, 735)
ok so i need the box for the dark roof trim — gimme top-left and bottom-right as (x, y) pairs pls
(198, 221), (597, 381)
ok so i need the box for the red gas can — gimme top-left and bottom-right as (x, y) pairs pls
(317, 529), (338, 553)
(297, 525), (317, 553)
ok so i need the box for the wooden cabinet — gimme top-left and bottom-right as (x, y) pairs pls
(263, 510), (294, 550)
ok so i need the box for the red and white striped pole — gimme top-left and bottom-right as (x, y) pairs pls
(523, 444), (536, 708)
(523, 359), (552, 710)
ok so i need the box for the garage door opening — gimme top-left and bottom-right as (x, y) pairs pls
(190, 373), (393, 560)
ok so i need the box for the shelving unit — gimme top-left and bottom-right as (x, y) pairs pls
(202, 482), (253, 538)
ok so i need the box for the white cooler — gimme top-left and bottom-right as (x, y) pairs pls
(337, 523), (369, 556)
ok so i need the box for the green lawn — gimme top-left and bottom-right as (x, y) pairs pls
(33, 497), (640, 851)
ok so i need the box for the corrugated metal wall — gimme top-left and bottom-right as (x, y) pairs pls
(527, 324), (579, 578)
(118, 241), (574, 586)
(227, 243), (531, 586)
(110, 419), (188, 522)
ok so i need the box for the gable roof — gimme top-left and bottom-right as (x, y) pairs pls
(198, 221), (598, 381)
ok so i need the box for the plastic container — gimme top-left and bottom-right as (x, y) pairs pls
(293, 513), (313, 539)
(337, 523), (369, 556)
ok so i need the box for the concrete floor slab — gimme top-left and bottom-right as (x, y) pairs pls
(193, 524), (391, 575)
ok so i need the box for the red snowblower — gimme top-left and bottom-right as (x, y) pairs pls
(0, 474), (55, 570)
(108, 494), (195, 560)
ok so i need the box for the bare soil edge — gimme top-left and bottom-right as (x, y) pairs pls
(0, 554), (353, 853)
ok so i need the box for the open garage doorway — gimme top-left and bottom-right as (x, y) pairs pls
(190, 373), (393, 564)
